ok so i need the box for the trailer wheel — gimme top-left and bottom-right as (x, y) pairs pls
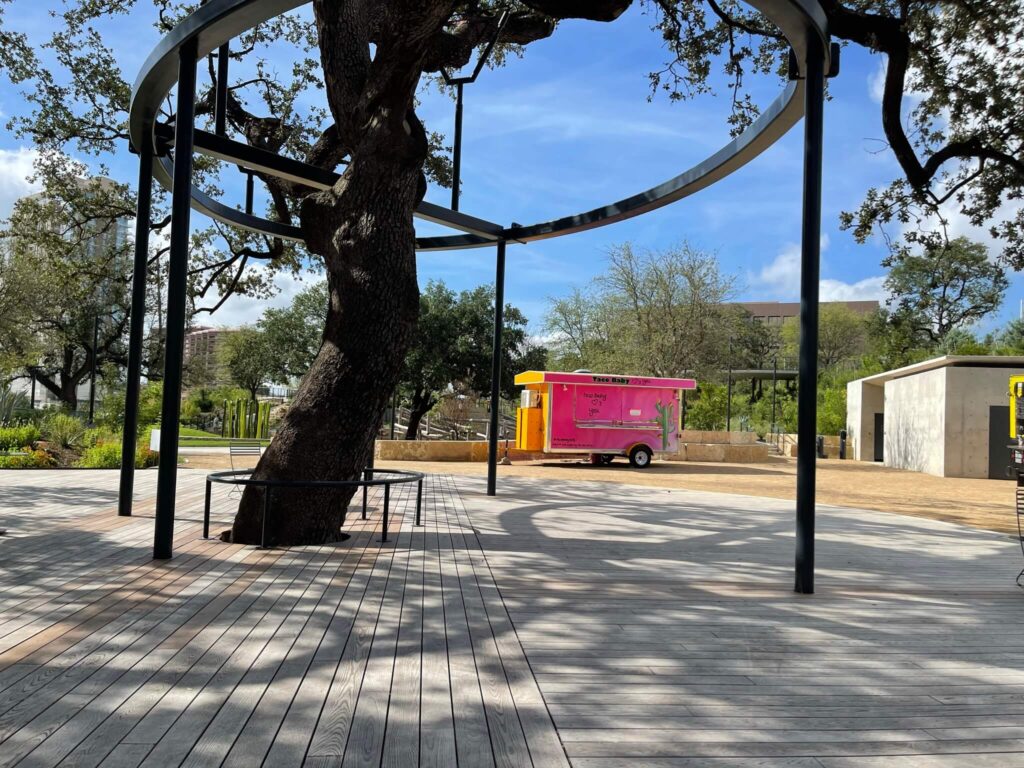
(628, 445), (653, 468)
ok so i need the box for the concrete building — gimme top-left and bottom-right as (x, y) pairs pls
(184, 326), (236, 384)
(734, 300), (879, 326)
(846, 356), (1024, 479)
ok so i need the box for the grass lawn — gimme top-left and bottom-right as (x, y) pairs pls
(163, 427), (270, 448)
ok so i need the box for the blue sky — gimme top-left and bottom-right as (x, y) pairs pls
(1, 1), (1021, 333)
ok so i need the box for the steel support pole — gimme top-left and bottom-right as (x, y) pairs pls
(118, 140), (154, 517)
(244, 172), (254, 215)
(154, 39), (198, 560)
(726, 338), (733, 432)
(29, 372), (36, 410)
(214, 43), (229, 136)
(88, 315), (99, 424)
(486, 239), (506, 497)
(451, 82), (464, 212)
(771, 356), (778, 445)
(795, 37), (827, 595)
(390, 392), (397, 440)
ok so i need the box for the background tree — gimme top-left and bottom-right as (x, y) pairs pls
(401, 282), (546, 439)
(0, 191), (136, 409)
(883, 237), (1007, 345)
(219, 328), (274, 401)
(781, 303), (868, 372)
(547, 242), (737, 379)
(258, 281), (329, 385)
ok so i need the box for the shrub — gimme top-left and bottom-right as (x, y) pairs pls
(0, 386), (30, 425)
(0, 449), (56, 469)
(98, 381), (164, 433)
(0, 425), (40, 451)
(77, 440), (159, 469)
(40, 412), (86, 449)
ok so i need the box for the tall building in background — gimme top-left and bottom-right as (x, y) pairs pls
(184, 326), (237, 385)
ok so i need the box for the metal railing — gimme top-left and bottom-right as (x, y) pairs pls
(203, 467), (425, 548)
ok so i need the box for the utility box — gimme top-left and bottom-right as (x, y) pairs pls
(1011, 375), (1024, 439)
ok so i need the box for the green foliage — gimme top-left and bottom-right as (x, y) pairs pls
(0, 425), (40, 451)
(77, 440), (159, 469)
(219, 328), (275, 400)
(883, 238), (1007, 344)
(222, 399), (271, 439)
(188, 388), (215, 412)
(546, 243), (737, 380)
(400, 281), (546, 437)
(0, 385), (30, 425)
(683, 384), (732, 431)
(97, 381), (164, 433)
(781, 305), (869, 372)
(40, 412), (86, 449)
(258, 282), (328, 383)
(817, 387), (847, 436)
(0, 449), (56, 469)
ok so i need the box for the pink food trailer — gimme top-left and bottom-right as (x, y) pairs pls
(514, 370), (697, 467)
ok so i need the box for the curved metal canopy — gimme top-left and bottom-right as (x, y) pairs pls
(129, 0), (830, 252)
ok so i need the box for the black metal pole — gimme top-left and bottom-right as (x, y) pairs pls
(214, 43), (229, 136)
(29, 372), (36, 410)
(244, 172), (254, 215)
(795, 37), (827, 595)
(117, 139), (154, 518)
(771, 356), (778, 446)
(203, 477), (211, 538)
(154, 38), (198, 560)
(88, 315), (99, 424)
(451, 82), (464, 212)
(486, 239), (506, 497)
(726, 338), (733, 432)
(390, 392), (397, 440)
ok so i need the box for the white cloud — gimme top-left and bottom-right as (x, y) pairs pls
(199, 269), (315, 328)
(0, 147), (40, 219)
(753, 240), (887, 303)
(868, 61), (887, 105)
(819, 275), (887, 302)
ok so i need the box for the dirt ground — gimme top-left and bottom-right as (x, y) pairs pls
(179, 451), (1020, 536)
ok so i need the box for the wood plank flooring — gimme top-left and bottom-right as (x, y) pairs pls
(461, 475), (1024, 768)
(4, 467), (1024, 767)
(0, 469), (567, 767)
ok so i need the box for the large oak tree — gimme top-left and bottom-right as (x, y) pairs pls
(3, 0), (1022, 543)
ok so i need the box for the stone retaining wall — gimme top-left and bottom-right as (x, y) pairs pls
(376, 434), (772, 463)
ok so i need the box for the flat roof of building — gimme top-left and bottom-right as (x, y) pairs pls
(735, 300), (879, 317)
(854, 355), (1024, 386)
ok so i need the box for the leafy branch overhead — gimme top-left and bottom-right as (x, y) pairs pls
(1, 0), (1020, 317)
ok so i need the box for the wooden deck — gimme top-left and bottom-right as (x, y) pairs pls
(0, 470), (566, 768)
(2, 468), (1024, 767)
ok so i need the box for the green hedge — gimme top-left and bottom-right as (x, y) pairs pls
(0, 425), (40, 452)
(77, 441), (160, 469)
(0, 449), (56, 469)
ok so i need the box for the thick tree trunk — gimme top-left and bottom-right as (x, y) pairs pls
(228, 125), (423, 546)
(404, 392), (434, 440)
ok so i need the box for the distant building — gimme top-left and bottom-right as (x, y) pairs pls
(847, 355), (1024, 479)
(184, 326), (236, 385)
(733, 300), (880, 326)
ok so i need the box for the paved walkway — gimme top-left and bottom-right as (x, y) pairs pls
(2, 469), (1024, 766)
